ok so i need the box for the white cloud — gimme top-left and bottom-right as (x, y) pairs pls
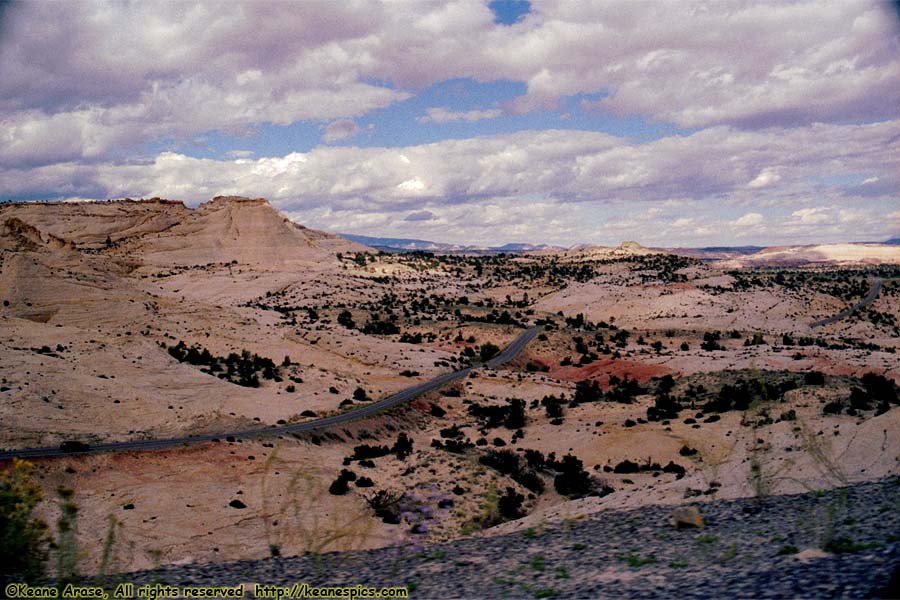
(790, 207), (831, 225)
(748, 169), (782, 188)
(4, 119), (898, 246)
(732, 212), (765, 228)
(416, 107), (503, 124)
(1, 1), (898, 168)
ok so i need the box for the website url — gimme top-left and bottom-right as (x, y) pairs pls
(253, 583), (409, 599)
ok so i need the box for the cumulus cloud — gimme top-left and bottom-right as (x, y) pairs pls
(748, 169), (782, 188)
(791, 207), (832, 225)
(3, 120), (898, 245)
(1, 1), (898, 167)
(322, 119), (361, 143)
(416, 107), (503, 123)
(732, 213), (765, 227)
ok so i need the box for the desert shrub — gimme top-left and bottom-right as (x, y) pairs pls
(613, 459), (640, 474)
(514, 470), (545, 494)
(328, 475), (350, 496)
(430, 438), (474, 453)
(572, 379), (603, 404)
(337, 310), (355, 329)
(479, 449), (544, 493)
(804, 371), (825, 385)
(541, 395), (566, 419)
(54, 486), (78, 585)
(166, 342), (279, 387)
(861, 373), (898, 404)
(647, 393), (682, 421)
(349, 444), (392, 461)
(823, 400), (844, 415)
(657, 374), (676, 393)
(1, 460), (49, 584)
(362, 319), (399, 335)
(744, 333), (767, 346)
(504, 399), (526, 429)
(439, 425), (464, 439)
(848, 388), (872, 411)
(391, 433), (414, 460)
(479, 342), (501, 362)
(705, 377), (788, 414)
(365, 490), (403, 524)
(498, 487), (526, 520)
(662, 461), (686, 478)
(605, 375), (645, 404)
(467, 399), (526, 430)
(552, 454), (593, 498)
(480, 449), (520, 475)
(399, 332), (423, 344)
(524, 449), (546, 470)
(700, 332), (723, 351)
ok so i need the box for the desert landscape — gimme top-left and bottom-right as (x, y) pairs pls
(1, 196), (898, 596)
(3, 1), (900, 597)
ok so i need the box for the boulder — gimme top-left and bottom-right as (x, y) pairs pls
(672, 505), (704, 529)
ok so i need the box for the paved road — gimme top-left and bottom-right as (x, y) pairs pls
(0, 326), (542, 460)
(810, 277), (882, 328)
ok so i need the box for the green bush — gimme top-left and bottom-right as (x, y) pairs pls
(479, 342), (501, 362)
(1, 459), (50, 584)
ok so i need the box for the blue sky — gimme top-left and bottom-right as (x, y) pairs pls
(0, 1), (898, 246)
(146, 77), (689, 161)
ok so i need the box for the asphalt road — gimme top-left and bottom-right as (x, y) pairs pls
(0, 325), (542, 460)
(810, 277), (882, 328)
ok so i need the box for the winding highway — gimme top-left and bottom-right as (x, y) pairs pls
(0, 325), (542, 460)
(810, 278), (882, 328)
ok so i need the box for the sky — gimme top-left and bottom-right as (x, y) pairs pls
(1, 0), (899, 247)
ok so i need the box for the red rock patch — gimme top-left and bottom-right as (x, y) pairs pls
(548, 357), (674, 386)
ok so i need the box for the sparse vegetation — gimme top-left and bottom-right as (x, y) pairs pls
(1, 460), (50, 584)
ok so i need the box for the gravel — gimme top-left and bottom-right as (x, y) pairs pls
(105, 476), (900, 598)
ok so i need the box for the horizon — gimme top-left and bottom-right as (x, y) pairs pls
(1, 1), (899, 246)
(339, 230), (900, 250)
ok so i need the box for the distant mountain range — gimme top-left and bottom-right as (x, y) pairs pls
(340, 233), (564, 254)
(343, 232), (900, 256)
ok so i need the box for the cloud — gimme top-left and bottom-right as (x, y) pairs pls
(3, 121), (896, 208)
(1, 1), (898, 168)
(404, 210), (436, 221)
(416, 107), (503, 123)
(732, 213), (765, 228)
(4, 119), (898, 246)
(791, 207), (832, 225)
(748, 169), (781, 189)
(226, 150), (254, 159)
(323, 119), (361, 143)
